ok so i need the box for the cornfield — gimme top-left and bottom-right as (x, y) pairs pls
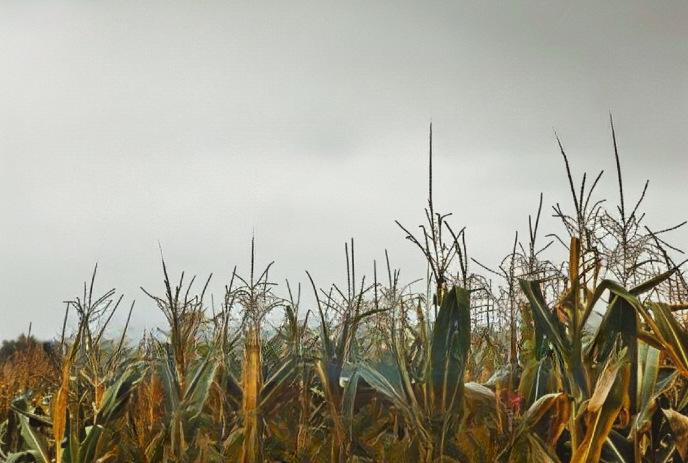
(2, 120), (688, 463)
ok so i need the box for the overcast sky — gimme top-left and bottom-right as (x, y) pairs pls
(1, 1), (687, 341)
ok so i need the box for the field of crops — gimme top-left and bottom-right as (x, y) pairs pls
(2, 124), (688, 463)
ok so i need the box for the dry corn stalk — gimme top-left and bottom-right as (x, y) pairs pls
(241, 325), (263, 463)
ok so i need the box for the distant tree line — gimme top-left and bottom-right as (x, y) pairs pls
(0, 334), (58, 365)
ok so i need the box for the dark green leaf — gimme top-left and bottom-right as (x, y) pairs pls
(77, 425), (103, 463)
(429, 286), (471, 417)
(17, 414), (49, 463)
(182, 354), (219, 420)
(96, 363), (144, 424)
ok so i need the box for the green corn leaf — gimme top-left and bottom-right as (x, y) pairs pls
(636, 343), (660, 428)
(600, 430), (633, 463)
(389, 323), (426, 433)
(629, 268), (677, 297)
(17, 414), (49, 463)
(341, 368), (360, 440)
(519, 356), (561, 409)
(182, 354), (219, 420)
(356, 357), (433, 449)
(223, 369), (243, 409)
(77, 425), (103, 463)
(519, 280), (568, 362)
(429, 286), (471, 417)
(159, 351), (181, 416)
(579, 277), (666, 356)
(260, 357), (296, 411)
(586, 294), (640, 412)
(654, 367), (678, 397)
(521, 279), (591, 401)
(586, 296), (638, 360)
(583, 281), (657, 339)
(62, 414), (79, 463)
(355, 362), (412, 418)
(581, 279), (635, 330)
(9, 406), (53, 428)
(648, 302), (688, 376)
(96, 362), (144, 424)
